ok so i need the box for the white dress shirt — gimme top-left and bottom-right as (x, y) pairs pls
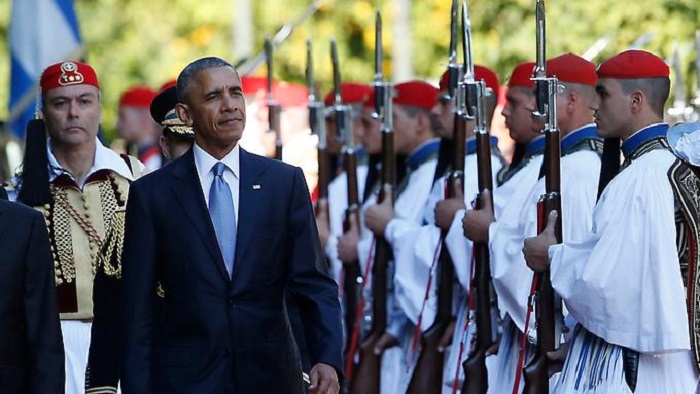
(193, 143), (240, 227)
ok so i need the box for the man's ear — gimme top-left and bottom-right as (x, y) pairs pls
(416, 111), (431, 134)
(159, 135), (171, 161)
(175, 103), (193, 127)
(629, 90), (644, 114)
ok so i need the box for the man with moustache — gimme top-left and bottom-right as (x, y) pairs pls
(10, 61), (144, 393)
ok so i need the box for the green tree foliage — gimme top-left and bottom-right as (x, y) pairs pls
(1, 0), (699, 140)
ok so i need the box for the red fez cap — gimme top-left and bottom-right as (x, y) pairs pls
(40, 61), (99, 94)
(159, 79), (177, 93)
(507, 62), (536, 88)
(393, 80), (438, 111)
(323, 83), (373, 106)
(241, 75), (275, 96)
(546, 53), (597, 86)
(119, 86), (157, 108)
(273, 82), (309, 108)
(597, 50), (669, 79)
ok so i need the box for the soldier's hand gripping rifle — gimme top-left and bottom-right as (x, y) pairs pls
(522, 2), (564, 392)
(460, 1), (498, 392)
(330, 38), (363, 361)
(307, 38), (330, 220)
(265, 36), (283, 160)
(350, 11), (394, 394)
(405, 1), (460, 393)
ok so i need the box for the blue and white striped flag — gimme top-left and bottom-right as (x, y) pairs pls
(8, 0), (83, 138)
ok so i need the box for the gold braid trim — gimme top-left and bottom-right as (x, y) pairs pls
(52, 185), (104, 248)
(48, 174), (128, 282)
(95, 175), (124, 279)
(98, 209), (125, 279)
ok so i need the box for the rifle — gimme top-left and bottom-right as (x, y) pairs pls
(307, 38), (330, 218)
(460, 0), (498, 391)
(265, 35), (283, 161)
(405, 1), (460, 392)
(350, 11), (394, 393)
(331, 38), (363, 359)
(522, 1), (564, 392)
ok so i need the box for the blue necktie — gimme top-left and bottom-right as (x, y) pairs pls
(209, 162), (236, 277)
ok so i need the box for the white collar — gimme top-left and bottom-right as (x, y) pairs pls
(47, 137), (134, 184)
(193, 142), (240, 180)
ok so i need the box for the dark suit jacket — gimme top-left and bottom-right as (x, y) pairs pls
(121, 148), (343, 393)
(0, 200), (64, 393)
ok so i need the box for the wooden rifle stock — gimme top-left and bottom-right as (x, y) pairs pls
(462, 130), (497, 394)
(406, 247), (455, 394)
(350, 128), (394, 394)
(522, 131), (562, 393)
(315, 141), (330, 221)
(317, 146), (330, 201)
(343, 151), (362, 355)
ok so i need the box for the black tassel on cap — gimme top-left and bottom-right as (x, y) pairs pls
(17, 118), (52, 207)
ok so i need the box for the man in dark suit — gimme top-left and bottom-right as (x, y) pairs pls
(121, 57), (343, 393)
(0, 199), (65, 393)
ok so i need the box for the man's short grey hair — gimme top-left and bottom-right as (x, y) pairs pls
(176, 57), (239, 103)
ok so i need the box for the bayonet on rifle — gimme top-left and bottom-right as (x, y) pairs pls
(445, 0), (461, 101)
(265, 35), (283, 160)
(307, 38), (330, 208)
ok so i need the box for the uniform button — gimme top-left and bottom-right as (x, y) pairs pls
(223, 348), (231, 355)
(228, 297), (235, 305)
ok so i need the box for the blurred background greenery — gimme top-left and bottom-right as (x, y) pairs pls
(1, 0), (699, 141)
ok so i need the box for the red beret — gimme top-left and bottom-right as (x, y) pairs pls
(119, 86), (157, 108)
(439, 65), (501, 102)
(273, 82), (308, 108)
(597, 50), (669, 79)
(40, 61), (99, 94)
(507, 62), (536, 88)
(393, 80), (438, 111)
(546, 53), (597, 86)
(241, 75), (275, 96)
(323, 83), (373, 106)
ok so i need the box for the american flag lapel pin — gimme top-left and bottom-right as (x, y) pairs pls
(253, 184), (261, 190)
